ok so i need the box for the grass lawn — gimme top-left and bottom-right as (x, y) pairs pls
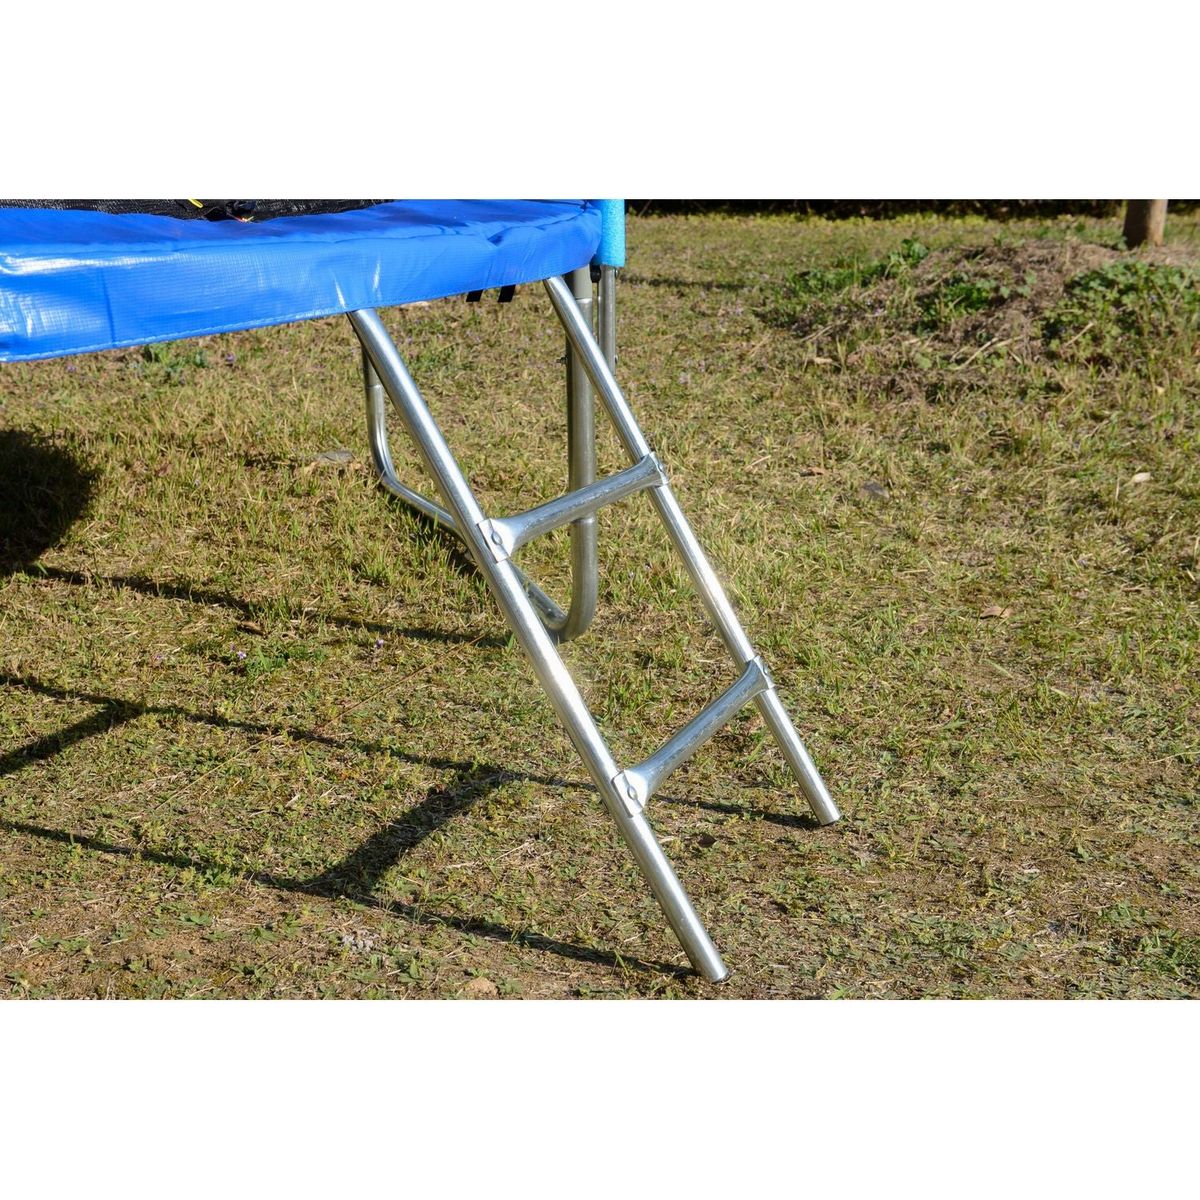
(1, 211), (1197, 998)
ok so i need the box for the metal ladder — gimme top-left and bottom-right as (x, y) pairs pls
(348, 271), (839, 982)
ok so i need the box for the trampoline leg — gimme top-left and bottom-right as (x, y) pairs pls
(539, 267), (598, 641)
(350, 306), (729, 983)
(363, 343), (462, 530)
(358, 289), (600, 641)
(598, 264), (617, 371)
(363, 339), (567, 625)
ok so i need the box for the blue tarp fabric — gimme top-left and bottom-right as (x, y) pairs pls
(0, 200), (602, 362)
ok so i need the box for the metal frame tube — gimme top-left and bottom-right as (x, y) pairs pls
(482, 454), (663, 561)
(598, 265), (617, 371)
(361, 332), (569, 626)
(360, 292), (600, 642)
(544, 274), (841, 827)
(349, 307), (729, 983)
(365, 347), (461, 528)
(540, 267), (599, 640)
(616, 658), (770, 812)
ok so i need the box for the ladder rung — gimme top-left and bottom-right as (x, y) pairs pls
(479, 453), (664, 561)
(613, 657), (771, 815)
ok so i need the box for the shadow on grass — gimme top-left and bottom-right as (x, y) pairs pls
(1, 814), (688, 979)
(0, 425), (503, 648)
(0, 425), (805, 978)
(1, 673), (709, 978)
(1, 672), (820, 832)
(389, 499), (497, 594)
(0, 430), (97, 575)
(0, 671), (822, 978)
(26, 565), (508, 650)
(621, 273), (749, 294)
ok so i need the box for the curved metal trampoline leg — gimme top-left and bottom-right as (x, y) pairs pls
(361, 338), (569, 629)
(363, 344), (457, 527)
(358, 302), (599, 642)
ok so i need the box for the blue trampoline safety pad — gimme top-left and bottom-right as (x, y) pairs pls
(0, 200), (602, 362)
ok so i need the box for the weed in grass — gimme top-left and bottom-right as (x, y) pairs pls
(761, 237), (929, 330)
(916, 274), (1003, 330)
(1044, 259), (1200, 365)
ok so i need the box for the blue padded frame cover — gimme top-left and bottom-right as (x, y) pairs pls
(592, 199), (626, 268)
(0, 200), (602, 362)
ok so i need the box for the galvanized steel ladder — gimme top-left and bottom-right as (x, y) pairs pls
(348, 265), (839, 982)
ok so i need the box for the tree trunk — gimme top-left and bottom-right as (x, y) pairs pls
(1123, 200), (1168, 248)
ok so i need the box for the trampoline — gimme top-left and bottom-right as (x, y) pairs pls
(0, 199), (839, 981)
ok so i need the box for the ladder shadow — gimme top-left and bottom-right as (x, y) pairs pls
(662, 788), (822, 831)
(1, 423), (813, 981)
(379, 490), (491, 592)
(27, 565), (506, 649)
(1, 815), (689, 980)
(620, 273), (750, 294)
(0, 672), (691, 979)
(2, 671), (820, 835)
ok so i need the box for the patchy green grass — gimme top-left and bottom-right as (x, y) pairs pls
(1045, 259), (1200, 365)
(2, 211), (1198, 999)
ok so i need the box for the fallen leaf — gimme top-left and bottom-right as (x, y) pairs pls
(1128, 472), (1153, 485)
(799, 465), (828, 477)
(237, 621), (266, 636)
(301, 448), (359, 477)
(980, 605), (1012, 619)
(463, 977), (499, 999)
